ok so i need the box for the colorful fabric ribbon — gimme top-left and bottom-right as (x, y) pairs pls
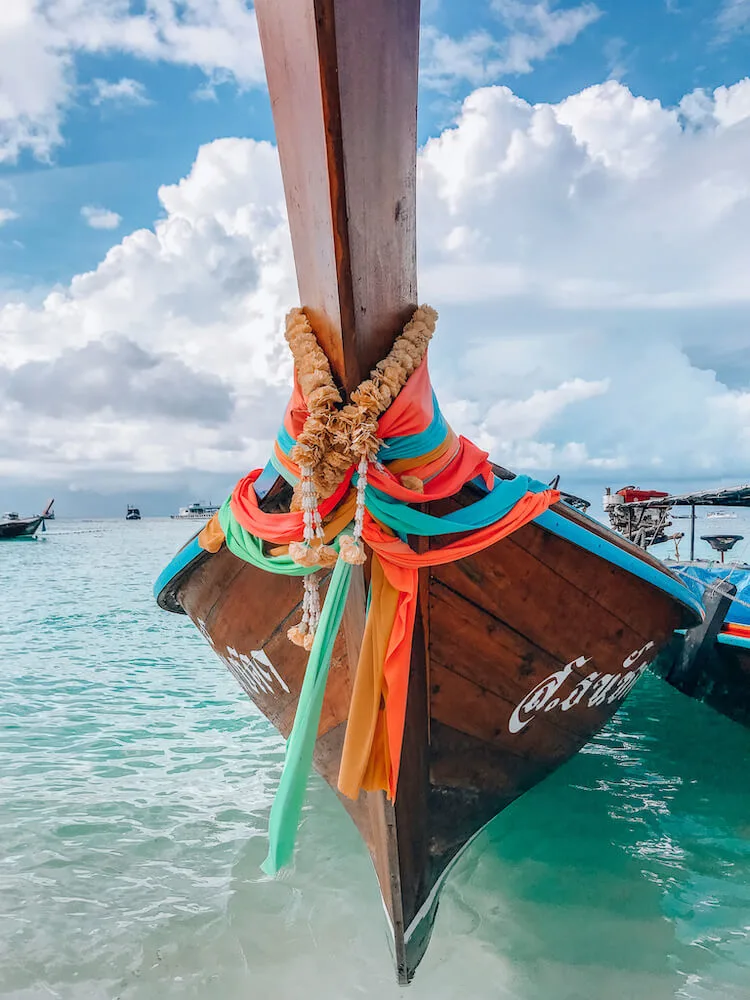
(198, 350), (560, 872)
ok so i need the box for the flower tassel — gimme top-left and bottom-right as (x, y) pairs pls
(340, 457), (368, 565)
(287, 465), (337, 648)
(287, 575), (321, 651)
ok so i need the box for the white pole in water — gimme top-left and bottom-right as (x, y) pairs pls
(690, 505), (696, 560)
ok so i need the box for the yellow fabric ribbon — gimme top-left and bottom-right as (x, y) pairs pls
(337, 553), (399, 799)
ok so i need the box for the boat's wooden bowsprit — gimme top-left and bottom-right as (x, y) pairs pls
(255, 0), (419, 393)
(155, 0), (704, 984)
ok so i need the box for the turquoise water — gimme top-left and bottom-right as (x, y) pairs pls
(2, 519), (750, 1000)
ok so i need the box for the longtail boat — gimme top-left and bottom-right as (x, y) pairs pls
(155, 1), (703, 982)
(0, 511), (45, 540)
(605, 484), (750, 729)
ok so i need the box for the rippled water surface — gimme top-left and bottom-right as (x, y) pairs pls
(2, 519), (750, 999)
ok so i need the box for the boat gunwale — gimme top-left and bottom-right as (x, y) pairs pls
(154, 489), (705, 624)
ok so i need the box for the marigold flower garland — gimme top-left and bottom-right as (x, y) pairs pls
(283, 305), (437, 649)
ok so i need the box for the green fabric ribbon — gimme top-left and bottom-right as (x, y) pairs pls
(217, 499), (354, 874)
(260, 554), (353, 874)
(218, 499), (317, 576)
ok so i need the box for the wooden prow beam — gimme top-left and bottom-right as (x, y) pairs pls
(255, 0), (420, 394)
(255, 1), (426, 980)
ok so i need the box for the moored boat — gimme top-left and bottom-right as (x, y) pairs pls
(154, 2), (703, 983)
(0, 512), (45, 540)
(126, 505), (142, 520)
(604, 484), (750, 729)
(170, 502), (219, 520)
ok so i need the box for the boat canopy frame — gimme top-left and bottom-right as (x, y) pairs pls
(605, 483), (750, 559)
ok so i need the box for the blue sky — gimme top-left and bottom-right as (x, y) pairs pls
(2, 0), (750, 291)
(3, 0), (750, 514)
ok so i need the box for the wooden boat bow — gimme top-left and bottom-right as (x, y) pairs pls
(155, 1), (704, 984)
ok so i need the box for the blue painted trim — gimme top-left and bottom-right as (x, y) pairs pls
(533, 509), (705, 622)
(153, 536), (205, 601)
(717, 633), (750, 650)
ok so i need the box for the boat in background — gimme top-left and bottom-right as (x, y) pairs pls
(154, 2), (703, 983)
(170, 502), (219, 521)
(0, 511), (45, 540)
(707, 510), (737, 520)
(604, 484), (750, 729)
(126, 505), (142, 521)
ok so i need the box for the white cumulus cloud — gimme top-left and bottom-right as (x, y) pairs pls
(81, 205), (122, 230)
(421, 0), (600, 91)
(0, 208), (19, 226)
(3, 79), (750, 493)
(0, 0), (264, 164)
(90, 77), (150, 106)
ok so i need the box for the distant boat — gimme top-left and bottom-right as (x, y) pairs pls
(605, 483), (750, 729)
(126, 505), (141, 521)
(0, 511), (45, 540)
(170, 502), (219, 520)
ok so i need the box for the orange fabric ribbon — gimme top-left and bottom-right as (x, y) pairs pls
(339, 488), (560, 800)
(230, 467), (354, 544)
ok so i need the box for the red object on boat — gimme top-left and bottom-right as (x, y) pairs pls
(723, 622), (750, 640)
(617, 487), (670, 504)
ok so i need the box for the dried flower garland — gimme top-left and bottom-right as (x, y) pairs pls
(283, 305), (437, 649)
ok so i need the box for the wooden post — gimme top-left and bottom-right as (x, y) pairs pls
(254, 2), (427, 980)
(254, 0), (420, 394)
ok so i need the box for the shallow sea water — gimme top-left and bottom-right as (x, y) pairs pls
(1, 519), (750, 1000)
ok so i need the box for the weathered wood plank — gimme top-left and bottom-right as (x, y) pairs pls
(255, 0), (419, 392)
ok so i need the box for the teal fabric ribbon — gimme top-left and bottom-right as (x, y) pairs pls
(378, 390), (447, 460)
(363, 473), (541, 537)
(261, 555), (353, 875)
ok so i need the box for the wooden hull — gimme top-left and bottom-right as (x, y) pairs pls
(0, 516), (43, 540)
(157, 491), (699, 982)
(652, 633), (750, 728)
(651, 570), (750, 729)
(647, 561), (750, 730)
